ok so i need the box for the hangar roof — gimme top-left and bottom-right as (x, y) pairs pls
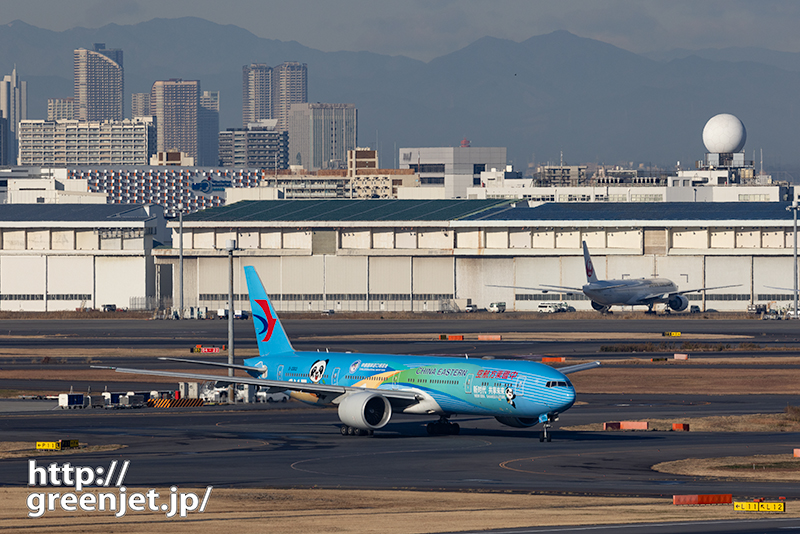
(183, 199), (796, 224)
(0, 204), (160, 223)
(183, 199), (513, 222)
(465, 202), (797, 222)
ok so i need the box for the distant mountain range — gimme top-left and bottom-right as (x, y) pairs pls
(2, 17), (800, 176)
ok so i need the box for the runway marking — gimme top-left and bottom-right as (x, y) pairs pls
(498, 442), (792, 478)
(290, 438), (493, 479)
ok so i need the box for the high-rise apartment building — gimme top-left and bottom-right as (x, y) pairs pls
(131, 92), (150, 117)
(150, 79), (199, 163)
(219, 120), (288, 169)
(272, 62), (307, 132)
(47, 98), (76, 120)
(1, 66), (27, 164)
(17, 118), (156, 166)
(73, 43), (124, 121)
(199, 91), (219, 166)
(288, 103), (357, 172)
(242, 62), (307, 130)
(242, 64), (272, 126)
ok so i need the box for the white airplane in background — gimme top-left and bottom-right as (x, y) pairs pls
(491, 241), (739, 313)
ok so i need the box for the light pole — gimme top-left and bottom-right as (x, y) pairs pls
(178, 203), (183, 320)
(226, 239), (237, 402)
(788, 201), (800, 318)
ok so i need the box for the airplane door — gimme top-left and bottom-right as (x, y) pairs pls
(515, 375), (525, 397)
(392, 372), (399, 390)
(277, 365), (284, 381)
(332, 367), (340, 385)
(465, 373), (474, 394)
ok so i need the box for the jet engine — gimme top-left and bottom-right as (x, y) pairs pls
(495, 416), (538, 428)
(338, 391), (392, 430)
(668, 294), (689, 312)
(591, 301), (608, 312)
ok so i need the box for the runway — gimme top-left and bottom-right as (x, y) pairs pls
(0, 392), (798, 500)
(1, 315), (799, 504)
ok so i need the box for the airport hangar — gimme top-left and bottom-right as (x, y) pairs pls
(153, 199), (800, 314)
(0, 204), (167, 311)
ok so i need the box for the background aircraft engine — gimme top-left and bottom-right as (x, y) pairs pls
(591, 301), (606, 311)
(338, 391), (392, 430)
(495, 416), (538, 428)
(668, 294), (689, 312)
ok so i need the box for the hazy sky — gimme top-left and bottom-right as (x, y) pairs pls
(3, 0), (800, 61)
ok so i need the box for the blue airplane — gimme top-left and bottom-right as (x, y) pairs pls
(101, 266), (600, 441)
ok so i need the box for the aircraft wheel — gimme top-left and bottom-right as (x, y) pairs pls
(341, 425), (349, 436)
(347, 426), (356, 436)
(450, 423), (460, 435)
(546, 434), (552, 442)
(426, 422), (436, 435)
(352, 428), (363, 436)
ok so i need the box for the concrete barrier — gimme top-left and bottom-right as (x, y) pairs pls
(674, 494), (732, 505)
(477, 334), (502, 341)
(604, 421), (649, 430)
(620, 421), (649, 430)
(794, 449), (800, 458)
(541, 357), (566, 363)
(447, 335), (464, 341)
(674, 353), (689, 360)
(672, 423), (690, 431)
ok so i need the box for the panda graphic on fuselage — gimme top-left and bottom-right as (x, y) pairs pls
(309, 359), (329, 384)
(505, 386), (516, 408)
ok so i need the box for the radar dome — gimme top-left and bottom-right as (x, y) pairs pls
(702, 113), (746, 153)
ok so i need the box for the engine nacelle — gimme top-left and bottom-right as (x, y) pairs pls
(338, 391), (392, 430)
(668, 294), (689, 312)
(495, 416), (539, 428)
(591, 301), (607, 312)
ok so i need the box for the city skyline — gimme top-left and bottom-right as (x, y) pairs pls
(3, 12), (800, 173)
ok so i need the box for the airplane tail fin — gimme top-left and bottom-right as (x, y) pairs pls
(244, 265), (294, 357)
(582, 241), (599, 283)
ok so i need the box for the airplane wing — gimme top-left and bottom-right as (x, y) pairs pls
(92, 364), (422, 404)
(674, 283), (741, 296)
(556, 361), (601, 375)
(487, 283), (583, 293)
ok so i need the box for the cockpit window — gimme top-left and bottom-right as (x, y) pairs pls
(546, 380), (571, 388)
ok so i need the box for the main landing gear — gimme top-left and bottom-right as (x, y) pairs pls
(427, 416), (460, 436)
(340, 425), (374, 437)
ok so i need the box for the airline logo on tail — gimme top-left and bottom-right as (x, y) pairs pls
(585, 257), (594, 279)
(253, 299), (277, 342)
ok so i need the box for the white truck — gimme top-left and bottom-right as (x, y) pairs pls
(488, 302), (506, 313)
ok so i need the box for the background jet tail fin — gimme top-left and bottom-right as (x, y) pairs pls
(582, 241), (599, 283)
(244, 265), (294, 357)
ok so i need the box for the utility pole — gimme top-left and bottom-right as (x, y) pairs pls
(789, 201), (800, 318)
(226, 239), (237, 402)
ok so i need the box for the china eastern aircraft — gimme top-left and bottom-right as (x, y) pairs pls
(492, 241), (737, 313)
(99, 266), (600, 441)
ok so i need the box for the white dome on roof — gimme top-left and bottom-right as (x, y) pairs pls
(702, 113), (746, 153)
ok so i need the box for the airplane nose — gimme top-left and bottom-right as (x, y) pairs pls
(561, 387), (576, 411)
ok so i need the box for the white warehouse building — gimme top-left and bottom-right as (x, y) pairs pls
(154, 199), (800, 314)
(0, 204), (167, 311)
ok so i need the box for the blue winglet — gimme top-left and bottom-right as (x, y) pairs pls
(244, 265), (294, 357)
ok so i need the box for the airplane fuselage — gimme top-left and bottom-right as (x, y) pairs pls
(582, 278), (678, 306)
(244, 352), (575, 420)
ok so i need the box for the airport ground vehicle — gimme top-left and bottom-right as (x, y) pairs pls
(488, 302), (506, 313)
